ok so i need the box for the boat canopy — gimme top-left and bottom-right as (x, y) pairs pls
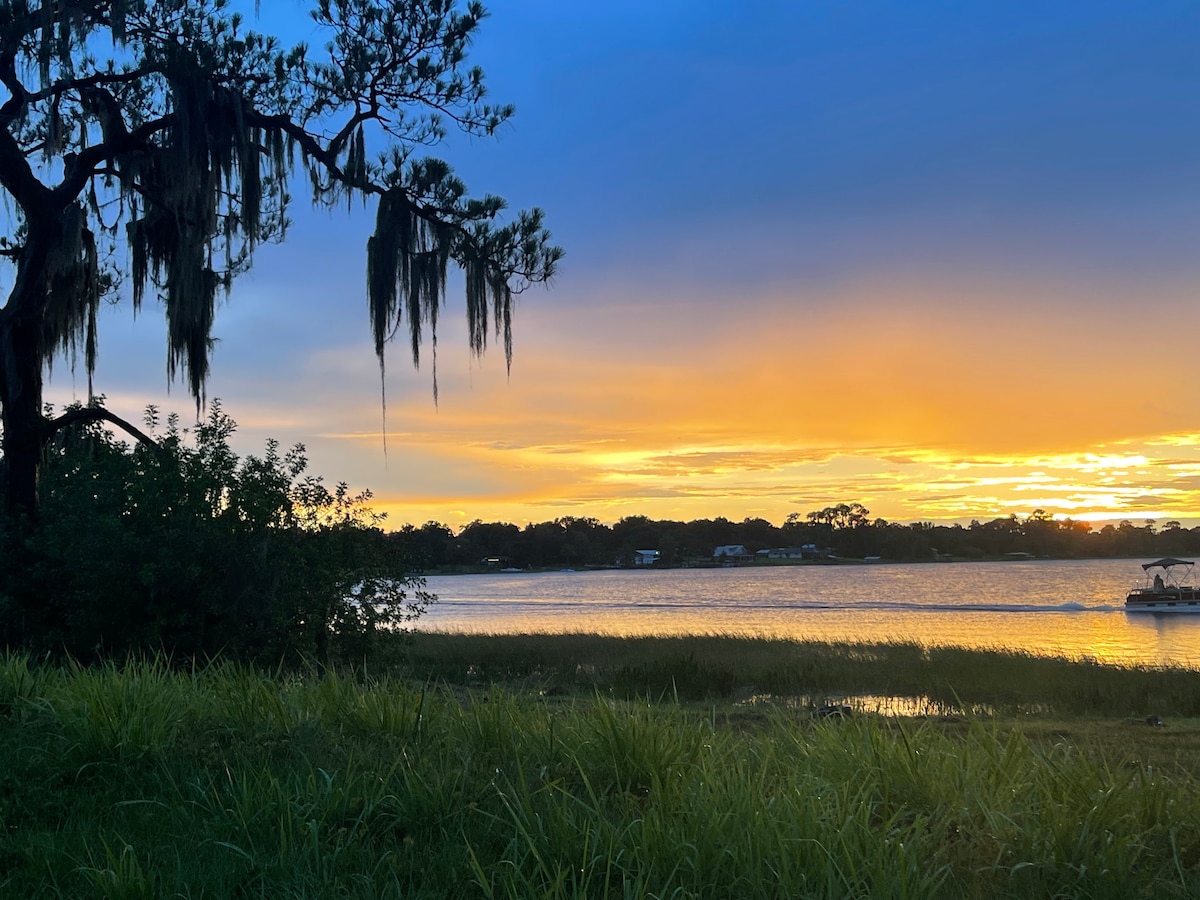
(1142, 558), (1195, 570)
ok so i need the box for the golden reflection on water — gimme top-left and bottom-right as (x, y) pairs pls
(420, 559), (1200, 668)
(737, 693), (969, 717)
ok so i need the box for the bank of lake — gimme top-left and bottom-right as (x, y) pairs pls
(4, 637), (1200, 897)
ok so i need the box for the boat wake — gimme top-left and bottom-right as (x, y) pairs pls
(784, 600), (1124, 614)
(436, 598), (1125, 614)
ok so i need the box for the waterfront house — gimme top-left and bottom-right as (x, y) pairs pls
(633, 549), (661, 566)
(713, 545), (754, 564)
(764, 547), (807, 559)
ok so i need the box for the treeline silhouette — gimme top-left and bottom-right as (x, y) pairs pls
(391, 504), (1200, 571)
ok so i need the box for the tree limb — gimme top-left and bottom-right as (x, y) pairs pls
(24, 65), (157, 105)
(0, 50), (26, 127)
(0, 56), (53, 216)
(44, 405), (162, 455)
(247, 108), (382, 197)
(53, 113), (169, 206)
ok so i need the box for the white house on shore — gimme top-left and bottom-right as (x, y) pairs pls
(763, 547), (806, 559)
(633, 549), (660, 566)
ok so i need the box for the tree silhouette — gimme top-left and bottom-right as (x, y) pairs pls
(0, 0), (561, 522)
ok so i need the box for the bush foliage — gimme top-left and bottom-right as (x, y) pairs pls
(0, 400), (429, 663)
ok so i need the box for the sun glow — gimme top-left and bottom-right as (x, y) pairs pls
(47, 258), (1200, 532)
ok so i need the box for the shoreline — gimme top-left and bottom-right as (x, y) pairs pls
(422, 553), (1155, 576)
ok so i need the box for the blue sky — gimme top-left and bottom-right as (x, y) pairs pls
(46, 0), (1200, 528)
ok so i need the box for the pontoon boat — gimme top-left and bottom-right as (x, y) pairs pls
(1126, 558), (1200, 611)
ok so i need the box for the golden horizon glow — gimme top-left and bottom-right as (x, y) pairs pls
(293, 272), (1200, 530)
(48, 268), (1200, 532)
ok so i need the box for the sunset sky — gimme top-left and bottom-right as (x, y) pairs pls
(44, 0), (1200, 530)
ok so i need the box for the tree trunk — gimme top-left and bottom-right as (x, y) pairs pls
(0, 296), (50, 649)
(1, 206), (55, 528)
(0, 309), (46, 525)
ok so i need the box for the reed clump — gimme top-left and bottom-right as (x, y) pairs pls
(2, 643), (1200, 897)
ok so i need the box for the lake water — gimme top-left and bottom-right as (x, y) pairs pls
(418, 558), (1200, 667)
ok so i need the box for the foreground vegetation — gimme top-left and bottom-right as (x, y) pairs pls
(1, 402), (429, 664)
(4, 637), (1200, 898)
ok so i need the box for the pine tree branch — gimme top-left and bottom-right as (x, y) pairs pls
(24, 65), (156, 105)
(53, 113), (169, 206)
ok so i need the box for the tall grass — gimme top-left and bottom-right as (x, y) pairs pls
(1, 648), (1199, 897)
(398, 632), (1200, 716)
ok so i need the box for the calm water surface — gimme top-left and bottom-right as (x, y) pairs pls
(418, 559), (1200, 667)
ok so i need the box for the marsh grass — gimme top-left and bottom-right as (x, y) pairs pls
(1, 640), (1199, 897)
(399, 632), (1200, 716)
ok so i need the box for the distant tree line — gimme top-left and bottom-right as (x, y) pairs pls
(392, 504), (1200, 571)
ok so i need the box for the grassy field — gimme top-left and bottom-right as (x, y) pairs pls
(3, 636), (1200, 898)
